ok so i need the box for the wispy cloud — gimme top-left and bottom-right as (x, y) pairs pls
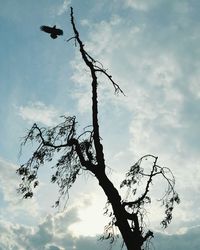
(123, 0), (159, 11)
(57, 0), (71, 16)
(68, 1), (200, 235)
(17, 102), (60, 126)
(0, 158), (39, 220)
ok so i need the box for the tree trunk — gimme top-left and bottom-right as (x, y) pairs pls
(95, 169), (141, 250)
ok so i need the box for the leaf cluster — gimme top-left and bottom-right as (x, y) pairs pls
(16, 116), (95, 207)
(120, 155), (180, 230)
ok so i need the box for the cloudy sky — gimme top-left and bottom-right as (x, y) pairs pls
(1, 0), (200, 249)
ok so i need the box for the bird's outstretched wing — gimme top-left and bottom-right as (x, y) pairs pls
(40, 25), (53, 34)
(40, 25), (63, 36)
(55, 28), (63, 35)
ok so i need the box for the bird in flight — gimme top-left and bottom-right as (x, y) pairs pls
(40, 25), (63, 39)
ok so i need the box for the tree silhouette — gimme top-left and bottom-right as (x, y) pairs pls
(17, 7), (180, 250)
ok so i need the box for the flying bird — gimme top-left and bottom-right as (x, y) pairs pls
(40, 25), (63, 39)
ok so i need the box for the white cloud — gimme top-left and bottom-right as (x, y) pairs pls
(0, 212), (75, 250)
(2, 0), (200, 249)
(68, 1), (200, 235)
(124, 0), (158, 11)
(0, 215), (199, 250)
(189, 69), (200, 99)
(0, 157), (39, 220)
(0, 156), (108, 248)
(0, 157), (109, 240)
(17, 102), (60, 126)
(154, 226), (200, 249)
(57, 0), (71, 16)
(0, 201), (106, 249)
(68, 193), (109, 237)
(0, 219), (28, 250)
(70, 54), (92, 114)
(70, 15), (126, 114)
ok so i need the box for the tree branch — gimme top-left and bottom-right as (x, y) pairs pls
(68, 138), (95, 171)
(70, 7), (105, 168)
(94, 67), (125, 95)
(122, 156), (158, 208)
(32, 124), (69, 149)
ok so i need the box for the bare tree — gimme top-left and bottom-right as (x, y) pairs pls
(17, 7), (180, 250)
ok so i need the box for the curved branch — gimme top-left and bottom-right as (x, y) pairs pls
(122, 156), (158, 208)
(94, 67), (125, 95)
(33, 124), (69, 149)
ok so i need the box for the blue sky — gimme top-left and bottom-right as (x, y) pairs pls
(0, 0), (200, 249)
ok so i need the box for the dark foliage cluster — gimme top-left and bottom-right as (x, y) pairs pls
(16, 116), (95, 207)
(100, 200), (119, 244)
(101, 154), (180, 247)
(120, 155), (180, 229)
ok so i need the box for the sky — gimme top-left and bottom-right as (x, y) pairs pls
(0, 0), (200, 249)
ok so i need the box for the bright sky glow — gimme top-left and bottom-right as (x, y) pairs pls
(1, 0), (200, 249)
